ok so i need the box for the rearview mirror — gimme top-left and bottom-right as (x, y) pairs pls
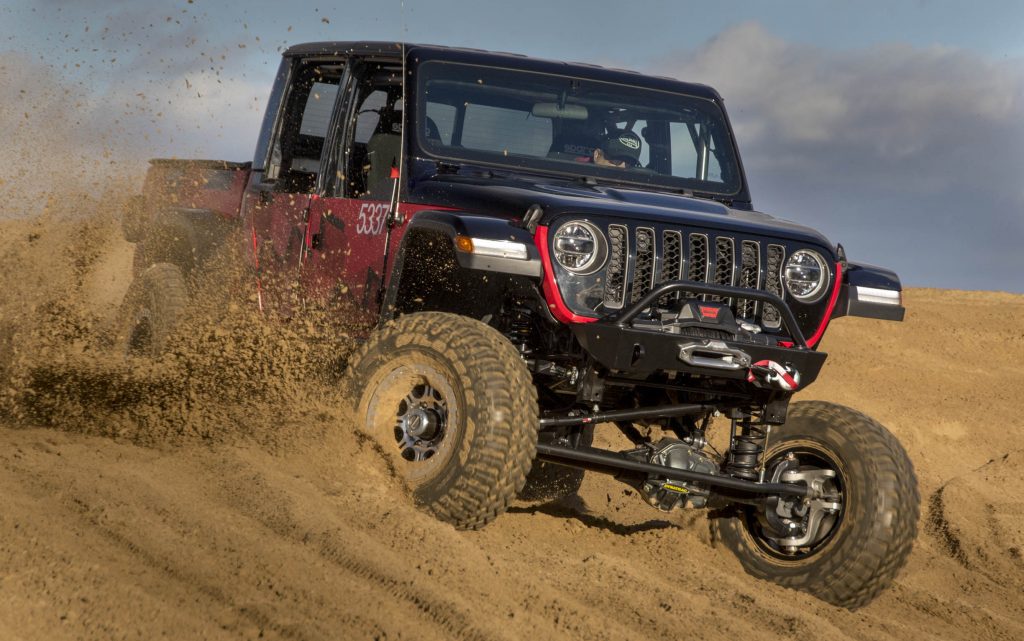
(531, 102), (588, 120)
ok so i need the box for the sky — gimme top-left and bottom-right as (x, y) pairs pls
(1, 1), (1022, 293)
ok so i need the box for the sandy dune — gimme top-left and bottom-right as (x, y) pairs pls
(1, 211), (1022, 641)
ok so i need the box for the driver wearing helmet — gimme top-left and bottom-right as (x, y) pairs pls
(592, 130), (643, 168)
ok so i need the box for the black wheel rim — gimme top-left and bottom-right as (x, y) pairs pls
(394, 381), (449, 462)
(365, 361), (460, 477)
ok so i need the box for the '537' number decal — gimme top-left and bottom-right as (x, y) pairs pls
(356, 202), (388, 236)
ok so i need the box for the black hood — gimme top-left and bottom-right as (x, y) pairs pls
(407, 171), (836, 256)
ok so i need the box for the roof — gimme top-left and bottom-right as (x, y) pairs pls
(282, 41), (721, 101)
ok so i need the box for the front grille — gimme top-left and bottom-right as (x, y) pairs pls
(632, 227), (656, 303)
(685, 234), (709, 299)
(737, 240), (760, 319)
(762, 244), (785, 328)
(712, 237), (735, 303)
(598, 222), (792, 332)
(658, 230), (683, 307)
(604, 225), (628, 309)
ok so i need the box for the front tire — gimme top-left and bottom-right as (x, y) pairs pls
(345, 312), (539, 530)
(713, 401), (919, 609)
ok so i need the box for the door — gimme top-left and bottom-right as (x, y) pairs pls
(302, 62), (405, 331)
(246, 59), (345, 315)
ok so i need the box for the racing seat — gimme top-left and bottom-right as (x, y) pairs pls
(424, 116), (443, 144)
(547, 119), (604, 162)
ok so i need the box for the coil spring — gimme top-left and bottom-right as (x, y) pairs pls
(726, 432), (765, 480)
(507, 308), (533, 351)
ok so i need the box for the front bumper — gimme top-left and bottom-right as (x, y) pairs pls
(570, 280), (828, 386)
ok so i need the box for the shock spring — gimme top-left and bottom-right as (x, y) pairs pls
(507, 307), (533, 352)
(726, 419), (767, 481)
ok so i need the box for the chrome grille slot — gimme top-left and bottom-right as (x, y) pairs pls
(604, 224), (628, 309)
(712, 237), (735, 302)
(762, 244), (785, 328)
(737, 240), (760, 319)
(686, 233), (709, 299)
(659, 230), (683, 307)
(632, 227), (656, 303)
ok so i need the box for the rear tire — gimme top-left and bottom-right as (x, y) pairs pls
(116, 262), (189, 357)
(713, 401), (919, 609)
(345, 312), (539, 530)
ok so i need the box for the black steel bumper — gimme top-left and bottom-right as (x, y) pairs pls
(571, 281), (828, 384)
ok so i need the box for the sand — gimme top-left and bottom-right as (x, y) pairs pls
(1, 208), (1022, 641)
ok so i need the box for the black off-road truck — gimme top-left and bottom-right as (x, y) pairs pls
(121, 41), (918, 609)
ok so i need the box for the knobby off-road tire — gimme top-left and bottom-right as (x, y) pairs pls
(519, 428), (594, 502)
(346, 312), (539, 530)
(714, 401), (919, 609)
(116, 262), (189, 357)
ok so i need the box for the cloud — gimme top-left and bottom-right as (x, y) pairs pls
(0, 45), (266, 218)
(652, 22), (1024, 292)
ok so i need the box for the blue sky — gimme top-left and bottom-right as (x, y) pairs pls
(1, 1), (1022, 292)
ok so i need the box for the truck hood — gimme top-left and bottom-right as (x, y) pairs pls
(408, 172), (836, 253)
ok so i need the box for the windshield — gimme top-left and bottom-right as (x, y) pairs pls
(415, 61), (742, 195)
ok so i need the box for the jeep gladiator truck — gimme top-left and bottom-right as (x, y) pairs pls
(121, 41), (918, 608)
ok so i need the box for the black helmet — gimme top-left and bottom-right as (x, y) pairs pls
(600, 131), (642, 167)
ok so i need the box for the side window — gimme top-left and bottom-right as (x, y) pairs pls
(266, 63), (344, 192)
(299, 82), (340, 138)
(353, 90), (388, 144)
(338, 66), (404, 200)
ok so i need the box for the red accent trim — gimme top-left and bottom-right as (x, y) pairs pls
(250, 226), (264, 313)
(250, 226), (260, 269)
(776, 340), (795, 348)
(805, 262), (843, 348)
(534, 226), (598, 325)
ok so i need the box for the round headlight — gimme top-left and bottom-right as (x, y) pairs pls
(784, 250), (830, 302)
(552, 221), (606, 274)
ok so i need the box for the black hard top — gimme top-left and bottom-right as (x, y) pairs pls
(283, 41), (722, 101)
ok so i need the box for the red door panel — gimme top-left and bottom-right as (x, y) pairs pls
(247, 187), (312, 315)
(303, 197), (391, 331)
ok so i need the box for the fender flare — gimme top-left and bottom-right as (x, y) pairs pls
(402, 210), (542, 277)
(380, 210), (543, 321)
(833, 261), (905, 321)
